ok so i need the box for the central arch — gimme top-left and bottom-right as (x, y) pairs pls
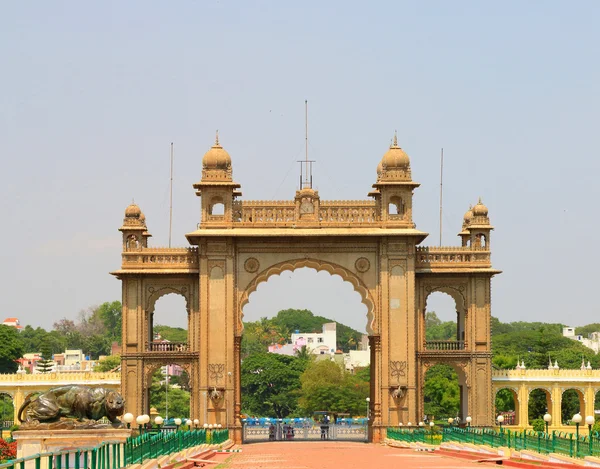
(238, 258), (377, 335)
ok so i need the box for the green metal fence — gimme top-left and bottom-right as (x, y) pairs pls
(0, 441), (124, 469)
(124, 429), (229, 465)
(0, 428), (230, 469)
(386, 426), (600, 460)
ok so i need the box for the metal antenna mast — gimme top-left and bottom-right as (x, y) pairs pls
(298, 99), (315, 189)
(169, 142), (174, 248)
(439, 148), (444, 247)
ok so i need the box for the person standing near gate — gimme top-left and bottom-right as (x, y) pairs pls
(269, 422), (275, 441)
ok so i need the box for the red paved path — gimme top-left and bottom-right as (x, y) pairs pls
(219, 442), (494, 468)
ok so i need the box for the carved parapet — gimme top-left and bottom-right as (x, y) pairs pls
(121, 247), (198, 270)
(415, 246), (492, 270)
(227, 198), (381, 227)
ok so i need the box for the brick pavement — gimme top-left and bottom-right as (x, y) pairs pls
(217, 442), (491, 468)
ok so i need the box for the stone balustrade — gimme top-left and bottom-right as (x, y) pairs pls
(415, 246), (491, 269)
(147, 342), (189, 352)
(121, 247), (198, 270)
(230, 200), (379, 226)
(424, 340), (466, 351)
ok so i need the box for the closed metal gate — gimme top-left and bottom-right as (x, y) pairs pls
(243, 421), (368, 443)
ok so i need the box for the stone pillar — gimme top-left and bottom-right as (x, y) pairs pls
(369, 335), (382, 443)
(518, 384), (529, 428)
(232, 336), (243, 444)
(551, 386), (562, 428)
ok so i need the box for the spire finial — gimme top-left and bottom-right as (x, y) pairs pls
(393, 130), (398, 147)
(478, 196), (483, 204)
(215, 130), (219, 146)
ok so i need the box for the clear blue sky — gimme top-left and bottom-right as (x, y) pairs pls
(1, 1), (598, 332)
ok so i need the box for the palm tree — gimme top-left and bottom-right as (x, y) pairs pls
(295, 345), (312, 361)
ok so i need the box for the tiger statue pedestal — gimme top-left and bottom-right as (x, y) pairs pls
(13, 428), (132, 469)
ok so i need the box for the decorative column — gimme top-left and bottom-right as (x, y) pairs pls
(369, 335), (382, 442)
(232, 336), (243, 444)
(518, 384), (529, 428)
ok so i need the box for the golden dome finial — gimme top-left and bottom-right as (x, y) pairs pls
(392, 130), (398, 147)
(215, 130), (219, 146)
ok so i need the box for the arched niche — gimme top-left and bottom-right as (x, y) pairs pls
(495, 387), (519, 425)
(561, 388), (585, 424)
(528, 388), (552, 425)
(423, 288), (467, 350)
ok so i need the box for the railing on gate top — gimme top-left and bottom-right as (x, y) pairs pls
(386, 426), (600, 460)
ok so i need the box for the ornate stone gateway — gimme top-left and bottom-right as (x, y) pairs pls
(112, 134), (500, 443)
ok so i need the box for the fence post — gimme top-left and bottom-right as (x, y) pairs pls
(569, 433), (573, 458)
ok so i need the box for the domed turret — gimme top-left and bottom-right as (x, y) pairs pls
(371, 133), (420, 228)
(125, 203), (141, 218)
(472, 198), (488, 217)
(120, 202), (151, 250)
(463, 205), (473, 224)
(381, 134), (410, 170)
(202, 133), (231, 170)
(193, 132), (242, 227)
(467, 198), (493, 249)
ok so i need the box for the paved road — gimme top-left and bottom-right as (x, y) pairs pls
(218, 442), (490, 469)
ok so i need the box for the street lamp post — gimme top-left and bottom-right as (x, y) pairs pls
(447, 417), (453, 426)
(136, 415), (145, 434)
(123, 413), (134, 429)
(543, 413), (552, 435)
(155, 416), (164, 433)
(572, 413), (582, 457)
(366, 397), (370, 421)
(174, 418), (182, 432)
(497, 415), (504, 433)
(429, 421), (435, 444)
(465, 416), (472, 428)
(193, 418), (200, 430)
(586, 416), (595, 456)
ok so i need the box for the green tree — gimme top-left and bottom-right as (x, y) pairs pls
(241, 353), (307, 418)
(575, 324), (600, 337)
(425, 312), (456, 341)
(36, 342), (54, 373)
(148, 369), (190, 419)
(294, 345), (313, 362)
(354, 365), (370, 383)
(0, 326), (24, 373)
(495, 389), (517, 413)
(94, 301), (122, 342)
(299, 360), (369, 416)
(153, 325), (187, 343)
(528, 389), (549, 423)
(95, 355), (121, 372)
(423, 364), (459, 419)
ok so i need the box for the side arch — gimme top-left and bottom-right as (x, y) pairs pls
(238, 257), (377, 335)
(146, 286), (191, 315)
(424, 286), (466, 314)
